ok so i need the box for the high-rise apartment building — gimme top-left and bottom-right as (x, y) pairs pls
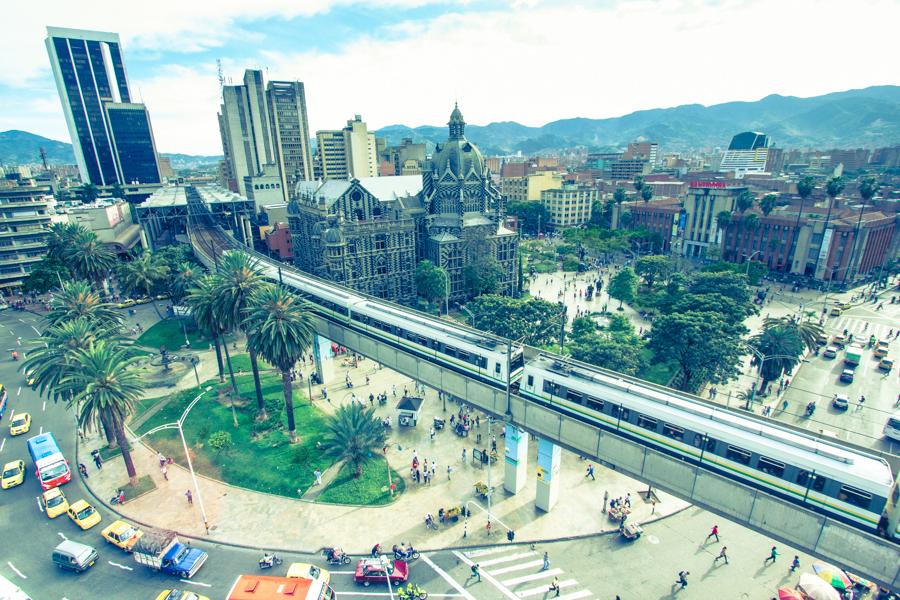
(45, 27), (161, 186)
(0, 181), (54, 290)
(624, 141), (658, 165)
(314, 116), (378, 181)
(218, 69), (313, 201)
(541, 184), (597, 228)
(315, 130), (350, 180)
(719, 131), (769, 178)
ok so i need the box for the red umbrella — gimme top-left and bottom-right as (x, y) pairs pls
(777, 587), (805, 600)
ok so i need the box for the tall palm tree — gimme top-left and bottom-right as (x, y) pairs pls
(80, 183), (99, 202)
(761, 315), (823, 353)
(640, 186), (653, 203)
(750, 326), (804, 393)
(170, 261), (200, 305)
(715, 210), (732, 258)
(632, 176), (645, 199)
(759, 194), (778, 216)
(46, 222), (88, 271)
(215, 251), (268, 416)
(46, 281), (124, 329)
(735, 190), (755, 213)
(321, 403), (388, 478)
(814, 176), (844, 278)
(117, 252), (170, 320)
(244, 285), (316, 441)
(69, 230), (116, 292)
(186, 275), (230, 388)
(846, 177), (879, 282)
(794, 176), (814, 232)
(60, 341), (145, 485)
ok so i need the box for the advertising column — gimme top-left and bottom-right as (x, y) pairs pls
(535, 438), (561, 512)
(503, 424), (528, 494)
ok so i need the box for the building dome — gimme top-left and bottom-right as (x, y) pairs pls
(431, 104), (484, 178)
(323, 227), (344, 244)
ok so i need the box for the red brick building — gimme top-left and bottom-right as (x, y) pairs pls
(264, 222), (293, 261)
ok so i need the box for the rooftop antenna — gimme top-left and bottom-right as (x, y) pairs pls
(217, 59), (224, 88)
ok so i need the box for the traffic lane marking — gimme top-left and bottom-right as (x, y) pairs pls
(335, 594), (463, 598)
(36, 496), (43, 512)
(556, 591), (591, 600)
(31, 325), (40, 335)
(476, 551), (536, 568)
(108, 561), (133, 571)
(464, 546), (512, 559)
(58, 532), (67, 540)
(7, 562), (26, 578)
(180, 579), (212, 587)
(453, 550), (519, 600)
(421, 554), (477, 600)
(517, 579), (578, 598)
(486, 559), (545, 577)
(16, 387), (20, 396)
(501, 568), (563, 587)
(0, 438), (5, 452)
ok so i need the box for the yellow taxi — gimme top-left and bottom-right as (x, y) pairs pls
(9, 412), (31, 436)
(1, 460), (25, 489)
(880, 358), (894, 371)
(24, 369), (35, 386)
(101, 520), (144, 552)
(118, 299), (136, 308)
(154, 591), (210, 600)
(874, 341), (890, 358)
(829, 306), (842, 316)
(41, 487), (69, 518)
(67, 499), (101, 530)
(287, 562), (331, 584)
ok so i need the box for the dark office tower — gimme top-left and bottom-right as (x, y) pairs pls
(105, 103), (162, 185)
(45, 27), (161, 185)
(267, 81), (313, 192)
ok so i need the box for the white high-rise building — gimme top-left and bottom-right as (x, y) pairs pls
(719, 131), (769, 178)
(314, 115), (378, 181)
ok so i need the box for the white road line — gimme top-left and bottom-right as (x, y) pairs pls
(57, 532), (67, 540)
(501, 568), (564, 587)
(453, 550), (519, 600)
(179, 580), (212, 588)
(477, 551), (536, 568)
(16, 387), (21, 396)
(17, 318), (24, 323)
(36, 496), (44, 512)
(31, 325), (40, 335)
(6, 562), (26, 579)
(39, 426), (43, 435)
(108, 561), (133, 571)
(421, 554), (477, 600)
(329, 570), (356, 574)
(557, 591), (592, 600)
(517, 579), (578, 598)
(464, 546), (513, 558)
(0, 438), (5, 452)
(487, 559), (545, 576)
(42, 401), (46, 412)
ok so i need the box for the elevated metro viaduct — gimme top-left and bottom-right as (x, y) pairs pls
(188, 224), (900, 589)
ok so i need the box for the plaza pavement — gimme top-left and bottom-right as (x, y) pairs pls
(79, 343), (689, 554)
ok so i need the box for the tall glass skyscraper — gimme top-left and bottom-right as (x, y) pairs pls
(45, 27), (161, 186)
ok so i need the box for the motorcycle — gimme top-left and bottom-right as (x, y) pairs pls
(322, 548), (351, 565)
(259, 554), (283, 569)
(393, 545), (420, 562)
(805, 402), (816, 417)
(397, 583), (428, 600)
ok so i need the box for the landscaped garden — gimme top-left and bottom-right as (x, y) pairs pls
(317, 457), (406, 506)
(137, 317), (208, 351)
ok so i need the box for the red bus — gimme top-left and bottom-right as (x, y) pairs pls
(26, 432), (71, 490)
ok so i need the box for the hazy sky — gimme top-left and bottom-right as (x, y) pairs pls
(3, 0), (898, 155)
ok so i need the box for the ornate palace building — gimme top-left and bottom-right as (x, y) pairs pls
(288, 104), (517, 304)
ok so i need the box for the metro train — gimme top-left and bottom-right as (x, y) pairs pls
(519, 354), (899, 537)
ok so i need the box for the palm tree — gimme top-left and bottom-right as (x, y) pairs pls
(244, 285), (316, 440)
(761, 315), (823, 353)
(613, 187), (627, 206)
(815, 176), (845, 277)
(760, 194), (777, 216)
(321, 403), (388, 478)
(640, 186), (653, 203)
(170, 261), (200, 305)
(632, 176), (645, 198)
(80, 183), (99, 202)
(215, 251), (268, 416)
(750, 326), (804, 393)
(60, 341), (145, 485)
(846, 177), (879, 282)
(117, 252), (169, 320)
(46, 280), (124, 329)
(794, 176), (814, 233)
(735, 190), (755, 213)
(186, 275), (229, 387)
(46, 222), (88, 271)
(69, 230), (116, 292)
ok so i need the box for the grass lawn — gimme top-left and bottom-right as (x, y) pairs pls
(137, 318), (207, 351)
(121, 475), (156, 500)
(317, 457), (406, 506)
(135, 371), (334, 498)
(226, 353), (275, 375)
(637, 347), (678, 386)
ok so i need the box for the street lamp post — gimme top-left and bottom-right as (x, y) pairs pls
(379, 555), (395, 600)
(744, 250), (762, 275)
(132, 390), (211, 534)
(189, 356), (200, 388)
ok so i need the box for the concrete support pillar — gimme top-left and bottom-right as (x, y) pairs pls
(535, 438), (561, 512)
(503, 424), (528, 494)
(313, 334), (333, 385)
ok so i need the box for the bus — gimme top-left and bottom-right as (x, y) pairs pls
(227, 575), (335, 600)
(0, 573), (31, 599)
(884, 413), (900, 443)
(26, 433), (71, 490)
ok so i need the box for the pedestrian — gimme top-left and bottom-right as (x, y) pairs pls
(542, 551), (550, 571)
(706, 524), (719, 542)
(78, 463), (89, 478)
(676, 570), (689, 589)
(461, 448), (467, 462)
(764, 546), (778, 565)
(314, 469), (323, 486)
(161, 464), (168, 481)
(447, 465), (453, 480)
(651, 500), (656, 514)
(365, 375), (370, 385)
(185, 489), (193, 505)
(491, 435), (497, 452)
(430, 427), (436, 441)
(714, 546), (729, 565)
(549, 576), (560, 597)
(157, 451), (167, 468)
(470, 563), (481, 582)
(585, 464), (595, 480)
(91, 449), (103, 470)
(476, 415), (481, 428)
(431, 462), (436, 477)
(603, 490), (609, 511)
(790, 555), (800, 572)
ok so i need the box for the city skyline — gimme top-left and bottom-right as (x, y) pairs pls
(3, 0), (900, 155)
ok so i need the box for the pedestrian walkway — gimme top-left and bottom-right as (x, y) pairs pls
(830, 316), (894, 340)
(455, 546), (593, 599)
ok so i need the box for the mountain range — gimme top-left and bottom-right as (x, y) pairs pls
(375, 85), (900, 155)
(0, 130), (221, 169)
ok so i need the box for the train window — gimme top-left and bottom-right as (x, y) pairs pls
(526, 375), (534, 387)
(543, 380), (561, 396)
(691, 435), (715, 452)
(610, 405), (629, 420)
(726, 446), (752, 465)
(446, 347), (457, 358)
(838, 486), (872, 509)
(510, 352), (524, 372)
(458, 351), (470, 363)
(757, 457), (785, 478)
(479, 357), (488, 369)
(636, 415), (658, 431)
(662, 424), (684, 441)
(585, 397), (603, 412)
(566, 390), (583, 403)
(494, 362), (500, 374)
(812, 475), (826, 492)
(796, 470), (810, 486)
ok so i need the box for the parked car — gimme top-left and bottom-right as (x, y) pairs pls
(155, 590), (210, 600)
(879, 358), (894, 372)
(839, 369), (855, 383)
(823, 346), (839, 359)
(354, 558), (408, 587)
(874, 341), (890, 358)
(831, 334), (849, 348)
(832, 394), (850, 410)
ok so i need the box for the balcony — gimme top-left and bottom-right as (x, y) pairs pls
(0, 253), (44, 267)
(0, 197), (52, 208)
(0, 212), (51, 223)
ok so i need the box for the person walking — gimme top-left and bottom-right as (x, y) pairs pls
(714, 546), (729, 565)
(314, 469), (323, 486)
(542, 552), (550, 571)
(157, 451), (167, 468)
(603, 490), (609, 511)
(790, 556), (800, 573)
(676, 570), (689, 589)
(447, 465), (452, 480)
(185, 489), (193, 505)
(78, 463), (89, 478)
(764, 546), (778, 565)
(706, 524), (719, 542)
(91, 450), (103, 470)
(160, 463), (168, 481)
(585, 464), (595, 480)
(469, 563), (481, 583)
(548, 576), (560, 597)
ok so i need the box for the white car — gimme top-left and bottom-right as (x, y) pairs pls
(832, 394), (849, 410)
(823, 346), (839, 359)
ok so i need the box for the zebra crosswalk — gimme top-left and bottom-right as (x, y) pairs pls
(455, 546), (594, 599)
(831, 316), (895, 340)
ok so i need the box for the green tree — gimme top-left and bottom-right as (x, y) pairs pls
(186, 275), (229, 385)
(634, 255), (672, 289)
(750, 325), (805, 393)
(60, 341), (145, 484)
(80, 183), (99, 202)
(570, 316), (597, 341)
(649, 312), (743, 392)
(735, 190), (755, 213)
(761, 315), (823, 353)
(793, 176), (815, 239)
(170, 261), (201, 305)
(672, 293), (750, 327)
(244, 285), (317, 441)
(858, 176), (878, 202)
(45, 222), (87, 271)
(632, 175), (645, 197)
(607, 267), (638, 309)
(613, 187), (627, 206)
(640, 186), (653, 203)
(414, 260), (449, 306)
(618, 210), (633, 228)
(111, 183), (125, 199)
(463, 258), (502, 296)
(506, 201), (548, 235)
(759, 194), (778, 216)
(468, 295), (563, 346)
(742, 213), (760, 231)
(69, 229), (116, 291)
(22, 256), (69, 294)
(215, 251), (268, 416)
(321, 402), (388, 478)
(688, 271), (754, 312)
(117, 252), (169, 319)
(46, 280), (124, 329)
(570, 335), (645, 376)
